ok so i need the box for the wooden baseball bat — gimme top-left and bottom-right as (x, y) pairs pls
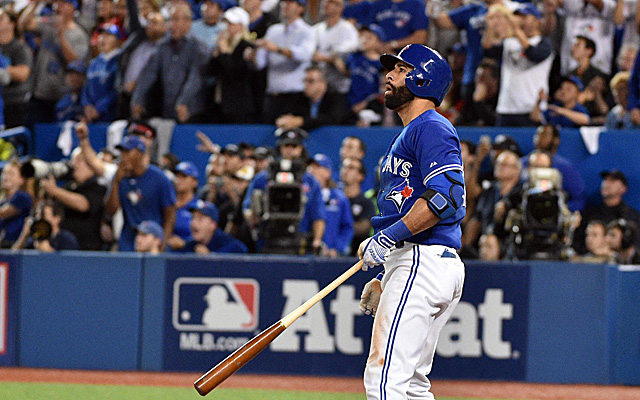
(194, 260), (364, 396)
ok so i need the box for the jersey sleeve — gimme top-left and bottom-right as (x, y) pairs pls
(160, 173), (177, 209)
(412, 121), (463, 188)
(448, 4), (476, 30)
(9, 191), (32, 215)
(408, 0), (429, 31)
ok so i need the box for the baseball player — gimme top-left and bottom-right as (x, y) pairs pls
(358, 44), (466, 400)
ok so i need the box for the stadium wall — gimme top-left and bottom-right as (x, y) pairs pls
(1, 251), (638, 385)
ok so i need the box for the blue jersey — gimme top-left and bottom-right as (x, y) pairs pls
(0, 54), (8, 128)
(182, 229), (248, 254)
(449, 3), (487, 86)
(373, 109), (465, 248)
(321, 187), (354, 253)
(119, 164), (176, 251)
(242, 169), (325, 233)
(174, 197), (199, 240)
(0, 190), (32, 244)
(346, 52), (382, 106)
(81, 51), (120, 122)
(343, 2), (371, 27)
(364, 0), (429, 41)
(543, 102), (590, 128)
(55, 92), (83, 122)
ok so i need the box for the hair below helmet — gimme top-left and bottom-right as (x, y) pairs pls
(380, 44), (453, 106)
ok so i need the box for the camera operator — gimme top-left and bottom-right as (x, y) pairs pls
(13, 200), (79, 252)
(606, 219), (640, 265)
(242, 128), (325, 254)
(39, 147), (106, 251)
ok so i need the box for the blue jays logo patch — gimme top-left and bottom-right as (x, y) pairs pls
(385, 179), (414, 212)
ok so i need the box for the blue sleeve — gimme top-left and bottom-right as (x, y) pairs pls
(336, 194), (354, 253)
(9, 191), (32, 215)
(343, 1), (372, 23)
(524, 37), (553, 63)
(243, 172), (267, 211)
(300, 175), (326, 233)
(628, 51), (640, 110)
(160, 174), (177, 208)
(408, 0), (429, 31)
(555, 160), (586, 212)
(412, 121), (463, 187)
(449, 4), (477, 30)
(94, 61), (119, 114)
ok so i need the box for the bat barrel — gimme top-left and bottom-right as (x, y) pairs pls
(194, 321), (286, 396)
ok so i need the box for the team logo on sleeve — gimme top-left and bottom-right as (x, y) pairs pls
(385, 178), (414, 212)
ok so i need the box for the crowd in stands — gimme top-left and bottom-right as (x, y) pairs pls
(0, 0), (639, 263)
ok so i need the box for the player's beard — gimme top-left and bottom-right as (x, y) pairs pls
(384, 84), (415, 110)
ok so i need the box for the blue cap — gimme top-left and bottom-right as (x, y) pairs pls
(136, 220), (164, 240)
(66, 60), (87, 74)
(189, 200), (219, 223)
(563, 75), (585, 91)
(515, 4), (542, 20)
(175, 161), (199, 178)
(283, 0), (307, 6)
(116, 135), (146, 152)
(312, 153), (333, 172)
(61, 0), (80, 10)
(99, 23), (125, 41)
(363, 24), (387, 43)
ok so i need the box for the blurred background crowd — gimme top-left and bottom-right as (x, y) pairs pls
(0, 0), (639, 264)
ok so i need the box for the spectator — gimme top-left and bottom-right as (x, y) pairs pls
(275, 65), (352, 131)
(526, 149), (552, 169)
(628, 49), (640, 127)
(613, 0), (639, 50)
(343, 25), (385, 128)
(571, 220), (614, 263)
(308, 153), (353, 257)
(117, 1), (167, 119)
(126, 120), (157, 161)
(242, 128), (325, 254)
(105, 135), (176, 251)
(40, 147), (107, 251)
(531, 76), (590, 128)
(569, 35), (608, 87)
(55, 60), (86, 122)
(247, 0), (316, 123)
(243, 0), (278, 38)
(340, 156), (375, 256)
(574, 169), (640, 253)
(456, 58), (500, 126)
(242, 0), (278, 121)
(606, 71), (637, 129)
(131, 3), (208, 123)
(14, 200), (80, 252)
(134, 220), (164, 254)
(180, 200), (248, 253)
(483, 3), (554, 127)
(191, 0), (228, 53)
(435, 0), (513, 106)
(459, 139), (484, 230)
(606, 218), (640, 264)
(478, 232), (502, 261)
(522, 124), (586, 212)
(339, 136), (366, 163)
(168, 161), (200, 251)
(19, 0), (89, 124)
(252, 146), (272, 174)
(312, 0), (359, 95)
(0, 160), (32, 248)
(556, 0), (616, 76)
(0, 9), (33, 129)
(90, 0), (125, 57)
(81, 23), (123, 123)
(616, 43), (638, 72)
(463, 150), (524, 249)
(353, 0), (428, 53)
(202, 6), (256, 123)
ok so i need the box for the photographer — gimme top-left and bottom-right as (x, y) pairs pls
(606, 219), (640, 265)
(242, 128), (325, 254)
(40, 147), (106, 250)
(13, 200), (79, 252)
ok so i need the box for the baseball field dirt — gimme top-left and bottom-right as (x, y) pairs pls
(1, 367), (639, 400)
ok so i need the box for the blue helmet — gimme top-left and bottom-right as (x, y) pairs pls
(380, 44), (453, 106)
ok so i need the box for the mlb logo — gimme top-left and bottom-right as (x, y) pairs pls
(172, 277), (259, 332)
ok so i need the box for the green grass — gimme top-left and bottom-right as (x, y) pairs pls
(0, 382), (522, 400)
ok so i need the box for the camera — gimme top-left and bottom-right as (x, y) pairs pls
(20, 158), (72, 180)
(505, 168), (573, 260)
(250, 158), (307, 254)
(30, 218), (53, 242)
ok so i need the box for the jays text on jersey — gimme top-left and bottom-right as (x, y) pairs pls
(373, 108), (465, 248)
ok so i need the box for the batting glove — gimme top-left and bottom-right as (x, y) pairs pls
(359, 231), (394, 270)
(359, 276), (383, 317)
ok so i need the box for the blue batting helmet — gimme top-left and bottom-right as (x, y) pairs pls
(380, 44), (453, 106)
